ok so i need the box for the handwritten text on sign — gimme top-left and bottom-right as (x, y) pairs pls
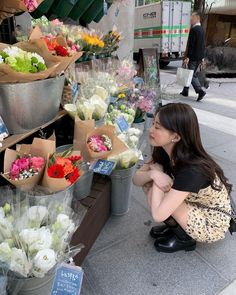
(51, 264), (83, 295)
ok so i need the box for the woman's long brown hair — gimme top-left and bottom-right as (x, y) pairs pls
(152, 103), (232, 193)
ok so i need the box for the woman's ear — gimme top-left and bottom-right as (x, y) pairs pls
(172, 133), (181, 143)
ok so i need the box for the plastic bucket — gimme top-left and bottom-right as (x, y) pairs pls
(7, 272), (54, 295)
(0, 75), (65, 134)
(110, 165), (136, 216)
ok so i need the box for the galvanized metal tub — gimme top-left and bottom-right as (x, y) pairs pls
(0, 75), (65, 134)
(7, 272), (54, 295)
(110, 164), (136, 216)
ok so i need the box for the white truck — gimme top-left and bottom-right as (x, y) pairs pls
(134, 0), (192, 68)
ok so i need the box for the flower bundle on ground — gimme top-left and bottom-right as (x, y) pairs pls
(0, 46), (46, 73)
(0, 189), (83, 279)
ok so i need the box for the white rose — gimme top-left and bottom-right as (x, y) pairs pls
(56, 214), (75, 238)
(19, 227), (52, 253)
(0, 242), (12, 263)
(10, 248), (31, 277)
(32, 249), (56, 278)
(28, 206), (48, 225)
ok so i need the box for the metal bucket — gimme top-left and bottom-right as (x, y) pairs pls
(7, 272), (54, 295)
(0, 75), (65, 134)
(110, 165), (136, 216)
(144, 113), (154, 131)
(74, 169), (94, 200)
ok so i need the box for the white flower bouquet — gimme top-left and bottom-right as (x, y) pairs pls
(108, 149), (141, 170)
(64, 85), (109, 121)
(0, 188), (84, 280)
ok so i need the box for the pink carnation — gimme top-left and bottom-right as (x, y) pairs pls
(30, 157), (45, 171)
(14, 158), (30, 171)
(9, 164), (20, 179)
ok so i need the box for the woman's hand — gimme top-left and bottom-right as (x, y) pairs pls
(150, 170), (173, 193)
(142, 181), (153, 194)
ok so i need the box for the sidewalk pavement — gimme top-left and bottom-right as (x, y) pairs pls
(81, 68), (236, 295)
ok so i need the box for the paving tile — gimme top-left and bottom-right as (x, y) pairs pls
(199, 125), (235, 149)
(196, 232), (236, 282)
(83, 230), (228, 295)
(208, 141), (236, 164)
(218, 279), (236, 295)
(88, 196), (152, 255)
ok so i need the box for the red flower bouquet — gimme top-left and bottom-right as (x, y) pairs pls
(42, 150), (83, 192)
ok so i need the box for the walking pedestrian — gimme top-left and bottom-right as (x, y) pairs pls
(180, 11), (206, 101)
(133, 103), (232, 253)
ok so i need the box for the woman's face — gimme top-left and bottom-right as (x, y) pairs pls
(149, 114), (176, 147)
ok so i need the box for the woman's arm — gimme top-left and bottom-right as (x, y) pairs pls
(133, 162), (164, 187)
(132, 163), (152, 187)
(150, 182), (189, 223)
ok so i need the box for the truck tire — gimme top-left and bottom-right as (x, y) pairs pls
(160, 60), (170, 69)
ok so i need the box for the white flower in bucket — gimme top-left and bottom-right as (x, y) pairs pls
(32, 249), (57, 278)
(28, 206), (49, 227)
(19, 227), (52, 254)
(0, 242), (12, 262)
(10, 248), (32, 278)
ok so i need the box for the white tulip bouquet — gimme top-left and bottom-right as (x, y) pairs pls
(0, 187), (84, 280)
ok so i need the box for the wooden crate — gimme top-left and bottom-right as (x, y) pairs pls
(71, 174), (111, 265)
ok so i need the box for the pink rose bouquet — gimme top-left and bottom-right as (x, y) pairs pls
(87, 135), (112, 153)
(9, 156), (45, 181)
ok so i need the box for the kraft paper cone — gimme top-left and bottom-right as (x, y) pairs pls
(42, 151), (82, 192)
(73, 119), (128, 162)
(0, 0), (44, 23)
(0, 39), (83, 83)
(1, 148), (45, 191)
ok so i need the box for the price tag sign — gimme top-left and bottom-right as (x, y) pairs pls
(116, 116), (129, 133)
(51, 264), (83, 295)
(92, 159), (116, 176)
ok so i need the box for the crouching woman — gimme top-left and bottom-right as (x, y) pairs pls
(133, 103), (232, 253)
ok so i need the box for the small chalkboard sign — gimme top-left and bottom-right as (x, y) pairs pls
(92, 159), (116, 176)
(51, 263), (83, 295)
(116, 116), (129, 133)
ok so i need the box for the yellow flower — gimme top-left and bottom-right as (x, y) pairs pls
(118, 93), (126, 99)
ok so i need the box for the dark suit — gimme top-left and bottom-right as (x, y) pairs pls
(185, 24), (206, 93)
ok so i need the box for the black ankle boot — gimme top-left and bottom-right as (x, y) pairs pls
(150, 224), (173, 240)
(180, 87), (189, 97)
(154, 225), (196, 253)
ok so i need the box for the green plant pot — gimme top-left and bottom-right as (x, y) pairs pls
(68, 0), (96, 21)
(49, 0), (78, 18)
(30, 0), (54, 18)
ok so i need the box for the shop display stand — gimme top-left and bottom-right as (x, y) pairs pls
(0, 111), (111, 266)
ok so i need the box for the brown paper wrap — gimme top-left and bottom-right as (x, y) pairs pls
(0, 38), (83, 83)
(42, 150), (82, 193)
(1, 148), (45, 191)
(0, 0), (44, 24)
(73, 118), (128, 162)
